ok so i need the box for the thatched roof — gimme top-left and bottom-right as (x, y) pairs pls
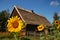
(10, 6), (52, 26)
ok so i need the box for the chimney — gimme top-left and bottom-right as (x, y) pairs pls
(29, 10), (34, 13)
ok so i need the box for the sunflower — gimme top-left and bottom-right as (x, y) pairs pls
(37, 24), (44, 31)
(54, 20), (59, 25)
(7, 16), (24, 32)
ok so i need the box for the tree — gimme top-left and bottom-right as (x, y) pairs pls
(0, 10), (10, 32)
(53, 12), (59, 20)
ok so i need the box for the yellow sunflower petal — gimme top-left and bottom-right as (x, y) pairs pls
(15, 16), (18, 18)
(57, 25), (60, 29)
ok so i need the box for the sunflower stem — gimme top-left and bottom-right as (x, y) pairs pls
(14, 33), (18, 40)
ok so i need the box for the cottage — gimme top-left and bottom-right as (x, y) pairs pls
(10, 5), (51, 36)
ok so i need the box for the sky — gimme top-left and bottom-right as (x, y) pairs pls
(0, 0), (60, 23)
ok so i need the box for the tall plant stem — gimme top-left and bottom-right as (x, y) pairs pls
(14, 33), (18, 40)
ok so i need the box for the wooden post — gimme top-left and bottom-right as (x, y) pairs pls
(34, 31), (36, 38)
(44, 29), (48, 35)
(44, 29), (49, 40)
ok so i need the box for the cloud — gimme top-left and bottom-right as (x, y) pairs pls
(58, 14), (60, 16)
(50, 1), (59, 6)
(58, 12), (60, 16)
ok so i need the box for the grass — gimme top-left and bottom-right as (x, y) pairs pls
(0, 32), (39, 40)
(1, 31), (60, 40)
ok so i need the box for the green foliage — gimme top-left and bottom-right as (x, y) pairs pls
(21, 37), (30, 40)
(39, 31), (60, 40)
(53, 12), (59, 20)
(0, 10), (10, 31)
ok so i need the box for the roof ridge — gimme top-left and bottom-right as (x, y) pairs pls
(14, 5), (45, 17)
(14, 5), (30, 12)
(33, 12), (45, 17)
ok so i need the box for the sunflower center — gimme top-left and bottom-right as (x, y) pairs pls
(39, 27), (42, 29)
(12, 21), (19, 28)
(56, 22), (58, 23)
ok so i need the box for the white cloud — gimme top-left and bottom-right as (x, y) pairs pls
(50, 1), (59, 6)
(58, 12), (60, 16)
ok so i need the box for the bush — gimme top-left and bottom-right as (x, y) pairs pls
(21, 37), (30, 40)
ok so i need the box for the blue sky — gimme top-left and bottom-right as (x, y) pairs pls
(0, 0), (60, 23)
